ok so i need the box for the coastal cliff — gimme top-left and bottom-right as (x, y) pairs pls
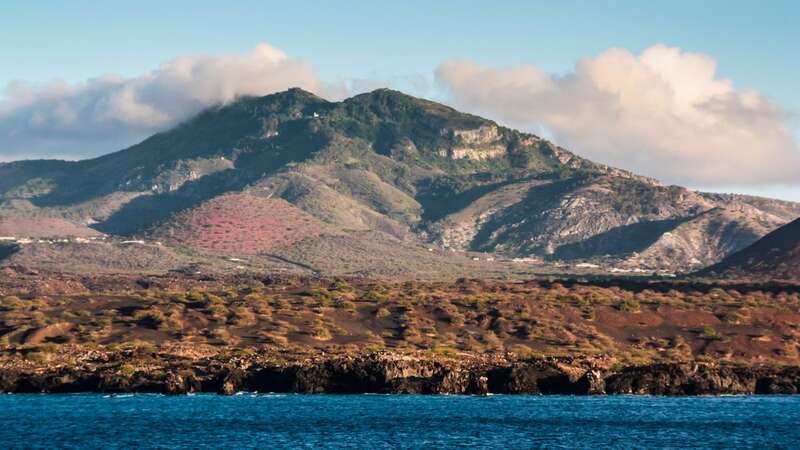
(2, 352), (799, 396)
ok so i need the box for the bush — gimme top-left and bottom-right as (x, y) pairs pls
(185, 291), (206, 303)
(701, 325), (719, 339)
(332, 279), (353, 292)
(617, 299), (641, 313)
(0, 296), (25, 311)
(430, 345), (458, 356)
(311, 319), (332, 341)
(243, 293), (267, 303)
(132, 308), (166, 329)
(24, 351), (51, 363)
(229, 306), (256, 326)
(309, 289), (336, 307)
(206, 303), (229, 320)
(24, 343), (59, 363)
(363, 290), (389, 302)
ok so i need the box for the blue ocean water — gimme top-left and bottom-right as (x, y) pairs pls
(1, 394), (798, 449)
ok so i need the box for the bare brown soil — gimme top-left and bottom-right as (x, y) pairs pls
(0, 217), (102, 238)
(1, 270), (799, 368)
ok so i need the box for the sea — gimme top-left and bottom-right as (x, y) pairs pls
(1, 394), (798, 449)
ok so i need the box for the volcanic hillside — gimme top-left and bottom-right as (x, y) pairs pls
(700, 219), (800, 281)
(0, 88), (799, 275)
(0, 218), (102, 239)
(150, 193), (326, 255)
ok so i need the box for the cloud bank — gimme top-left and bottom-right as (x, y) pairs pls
(0, 43), (320, 160)
(436, 45), (800, 187)
(2, 43), (798, 189)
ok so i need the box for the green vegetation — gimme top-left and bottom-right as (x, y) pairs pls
(617, 299), (641, 313)
(701, 325), (719, 339)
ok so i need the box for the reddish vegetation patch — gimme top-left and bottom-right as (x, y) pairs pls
(0, 218), (102, 238)
(152, 194), (325, 255)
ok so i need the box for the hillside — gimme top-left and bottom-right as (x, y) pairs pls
(700, 219), (800, 281)
(150, 193), (326, 255)
(0, 88), (798, 276)
(2, 271), (800, 367)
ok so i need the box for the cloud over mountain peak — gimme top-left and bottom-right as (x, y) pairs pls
(0, 43), (319, 160)
(436, 44), (800, 187)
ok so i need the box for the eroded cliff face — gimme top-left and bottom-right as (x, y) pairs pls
(2, 352), (799, 396)
(447, 126), (508, 160)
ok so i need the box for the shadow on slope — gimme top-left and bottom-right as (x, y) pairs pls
(551, 216), (691, 260)
(94, 124), (328, 235)
(0, 244), (20, 261)
(470, 176), (588, 252)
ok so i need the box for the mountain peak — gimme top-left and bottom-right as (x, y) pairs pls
(2, 86), (800, 278)
(340, 88), (491, 132)
(254, 87), (328, 105)
(283, 86), (323, 99)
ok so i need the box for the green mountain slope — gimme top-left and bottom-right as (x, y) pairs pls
(1, 88), (798, 275)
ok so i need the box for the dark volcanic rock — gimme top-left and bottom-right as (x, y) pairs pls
(604, 364), (759, 395)
(1, 355), (799, 396)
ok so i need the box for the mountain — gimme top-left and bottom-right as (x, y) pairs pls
(0, 88), (798, 277)
(699, 218), (800, 281)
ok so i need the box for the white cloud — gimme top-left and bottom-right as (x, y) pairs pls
(0, 43), (320, 160)
(436, 45), (800, 187)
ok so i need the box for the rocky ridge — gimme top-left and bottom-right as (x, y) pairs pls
(701, 218), (800, 281)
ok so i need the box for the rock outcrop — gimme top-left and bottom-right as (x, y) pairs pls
(2, 353), (799, 396)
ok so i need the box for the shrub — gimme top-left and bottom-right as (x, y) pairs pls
(363, 342), (385, 353)
(430, 345), (458, 356)
(229, 306), (256, 326)
(258, 331), (289, 346)
(205, 294), (226, 306)
(311, 319), (332, 341)
(185, 291), (206, 303)
(0, 296), (25, 311)
(132, 308), (166, 329)
(24, 351), (51, 363)
(334, 298), (356, 310)
(309, 289), (336, 307)
(24, 343), (59, 363)
(363, 290), (389, 302)
(332, 279), (353, 292)
(270, 298), (291, 310)
(206, 303), (229, 320)
(701, 325), (719, 339)
(617, 299), (641, 313)
(243, 293), (267, 304)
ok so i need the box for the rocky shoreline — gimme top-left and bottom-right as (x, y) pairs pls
(2, 353), (800, 396)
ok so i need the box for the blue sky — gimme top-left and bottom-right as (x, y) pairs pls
(1, 1), (799, 199)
